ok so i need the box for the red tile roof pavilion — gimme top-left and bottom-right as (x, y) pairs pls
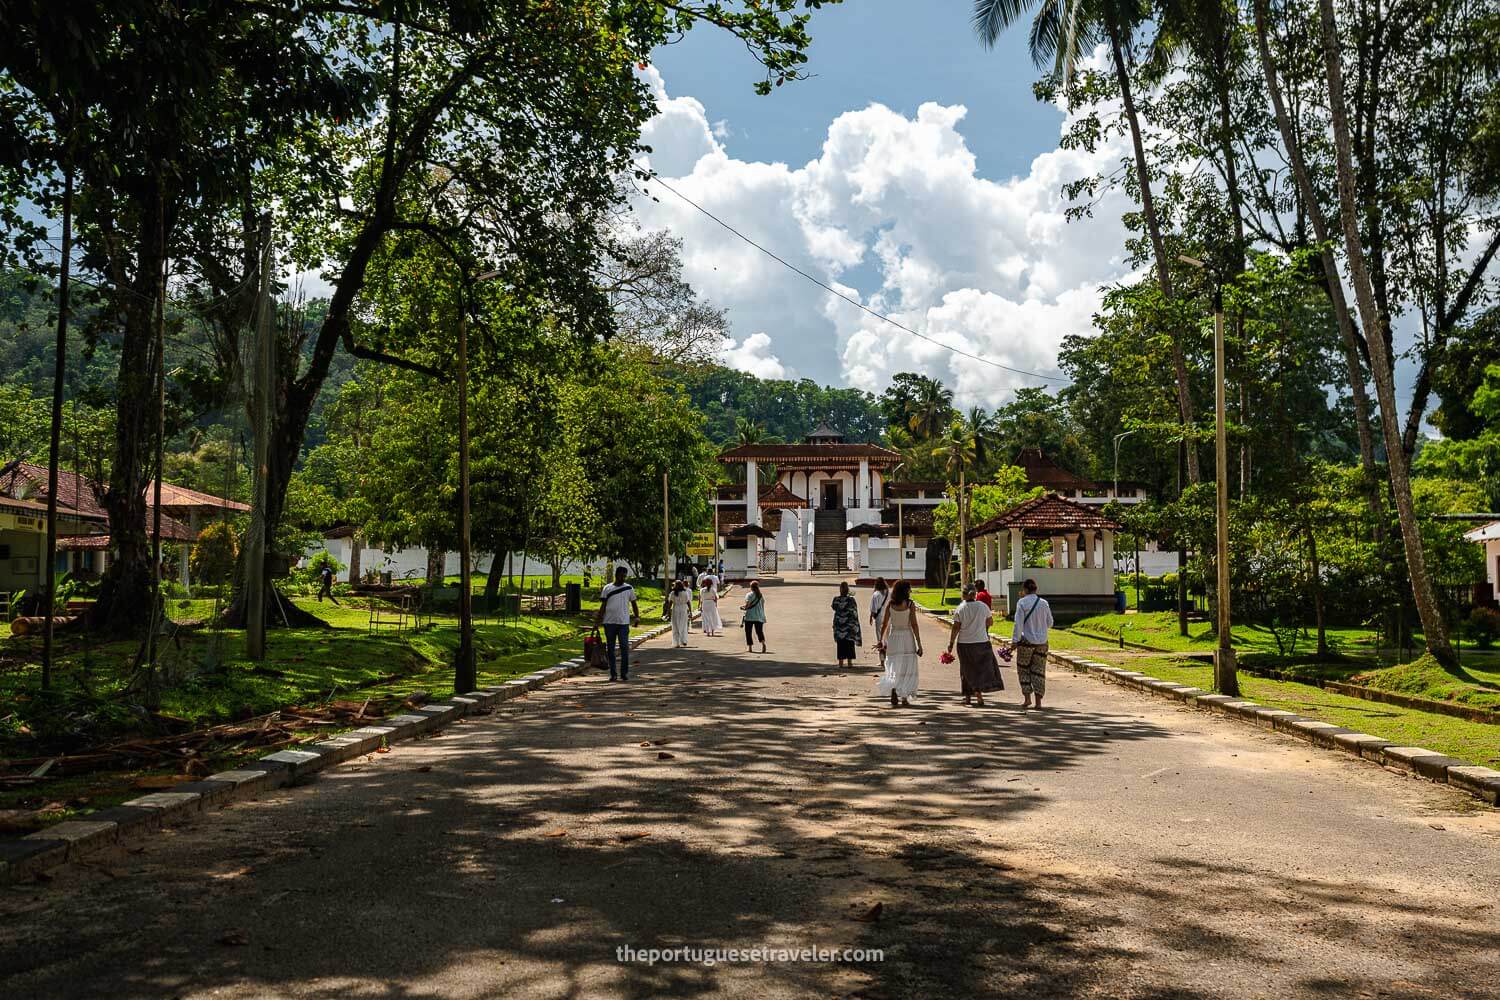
(968, 493), (1121, 540)
(716, 441), (902, 469)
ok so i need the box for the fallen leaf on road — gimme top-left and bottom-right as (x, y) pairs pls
(618, 832), (650, 842)
(656, 752), (675, 760)
(1429, 823), (1446, 831)
(542, 828), (569, 838)
(375, 747), (391, 754)
(416, 765), (432, 773)
(217, 930), (251, 946)
(853, 902), (883, 923)
(639, 741), (653, 747)
(568, 703), (586, 709)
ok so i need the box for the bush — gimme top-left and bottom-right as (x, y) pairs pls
(1467, 606), (1500, 649)
(191, 521), (239, 584)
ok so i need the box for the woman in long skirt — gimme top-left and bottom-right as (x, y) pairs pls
(669, 579), (693, 647)
(876, 580), (922, 707)
(699, 572), (723, 636)
(831, 581), (862, 667)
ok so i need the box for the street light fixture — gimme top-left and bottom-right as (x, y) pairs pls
(1112, 429), (1138, 500)
(1177, 253), (1239, 696)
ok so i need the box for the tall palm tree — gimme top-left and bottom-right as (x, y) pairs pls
(973, 0), (1202, 484)
(906, 376), (955, 441)
(963, 406), (998, 473)
(733, 417), (764, 447)
(933, 421), (979, 586)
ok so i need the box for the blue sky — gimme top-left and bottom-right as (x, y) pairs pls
(631, 2), (1136, 405)
(654, 2), (1062, 181)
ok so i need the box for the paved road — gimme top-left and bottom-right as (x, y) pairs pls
(3, 579), (1498, 999)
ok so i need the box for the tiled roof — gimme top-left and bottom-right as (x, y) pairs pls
(881, 505), (934, 534)
(1015, 448), (1097, 491)
(845, 523), (890, 537)
(1, 460), (245, 519)
(58, 514), (196, 548)
(968, 493), (1121, 538)
(885, 480), (947, 497)
(728, 523), (776, 539)
(717, 442), (902, 467)
(1, 462), (108, 518)
(150, 481), (251, 512)
(806, 423), (844, 441)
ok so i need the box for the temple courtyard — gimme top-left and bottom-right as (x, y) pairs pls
(2, 578), (1498, 999)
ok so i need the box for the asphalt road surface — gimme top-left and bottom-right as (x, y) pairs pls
(3, 578), (1498, 999)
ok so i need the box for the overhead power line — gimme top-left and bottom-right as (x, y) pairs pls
(649, 176), (1068, 384)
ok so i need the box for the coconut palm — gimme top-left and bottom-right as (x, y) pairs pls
(973, 0), (1201, 484)
(933, 421), (979, 586)
(905, 376), (955, 442)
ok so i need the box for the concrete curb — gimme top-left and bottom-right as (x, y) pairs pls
(1, 624), (675, 886)
(1049, 649), (1500, 809)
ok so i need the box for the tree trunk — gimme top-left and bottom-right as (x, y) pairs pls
(1251, 0), (1385, 541)
(484, 555), (503, 602)
(91, 180), (169, 635)
(348, 534), (362, 585)
(1308, 526), (1328, 658)
(1318, 0), (1454, 665)
(1107, 17), (1201, 485)
(426, 548), (446, 587)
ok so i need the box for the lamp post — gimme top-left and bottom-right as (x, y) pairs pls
(1178, 254), (1239, 696)
(1112, 429), (1137, 500)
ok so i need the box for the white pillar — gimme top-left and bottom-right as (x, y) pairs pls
(1050, 536), (1063, 568)
(744, 460), (760, 578)
(1102, 529), (1115, 582)
(857, 533), (867, 571)
(859, 458), (871, 510)
(1080, 531), (1093, 569)
(1010, 529), (1023, 574)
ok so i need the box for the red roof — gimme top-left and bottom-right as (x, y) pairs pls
(969, 493), (1121, 538)
(1, 460), (244, 521)
(58, 514), (197, 548)
(1015, 448), (1097, 491)
(0, 462), (108, 519)
(149, 481), (250, 512)
(718, 442), (902, 468)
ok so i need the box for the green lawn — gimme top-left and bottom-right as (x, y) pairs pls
(0, 589), (660, 830)
(1067, 610), (1392, 660)
(1044, 631), (1500, 766)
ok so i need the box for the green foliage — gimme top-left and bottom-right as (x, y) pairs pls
(1468, 607), (1500, 650)
(678, 366), (886, 445)
(190, 521), (240, 584)
(932, 466), (1042, 541)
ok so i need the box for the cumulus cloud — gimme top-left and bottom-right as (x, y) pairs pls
(718, 331), (787, 380)
(631, 66), (1138, 406)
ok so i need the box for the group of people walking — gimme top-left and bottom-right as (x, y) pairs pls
(663, 570), (768, 653)
(841, 576), (1054, 709)
(598, 565), (1055, 708)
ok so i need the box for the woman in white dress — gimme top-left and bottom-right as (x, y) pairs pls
(698, 572), (723, 636)
(876, 580), (922, 707)
(669, 579), (693, 647)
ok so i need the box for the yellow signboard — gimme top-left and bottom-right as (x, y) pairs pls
(685, 531), (715, 556)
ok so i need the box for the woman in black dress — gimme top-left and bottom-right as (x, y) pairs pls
(831, 581), (862, 667)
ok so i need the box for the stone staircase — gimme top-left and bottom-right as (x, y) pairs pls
(812, 509), (848, 572)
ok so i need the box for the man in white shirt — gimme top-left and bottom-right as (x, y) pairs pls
(1011, 578), (1054, 708)
(593, 566), (640, 681)
(946, 585), (1003, 706)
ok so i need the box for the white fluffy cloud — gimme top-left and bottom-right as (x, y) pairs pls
(718, 331), (787, 380)
(631, 67), (1139, 406)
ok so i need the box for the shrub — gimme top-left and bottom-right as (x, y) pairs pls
(191, 521), (240, 584)
(1467, 606), (1500, 649)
